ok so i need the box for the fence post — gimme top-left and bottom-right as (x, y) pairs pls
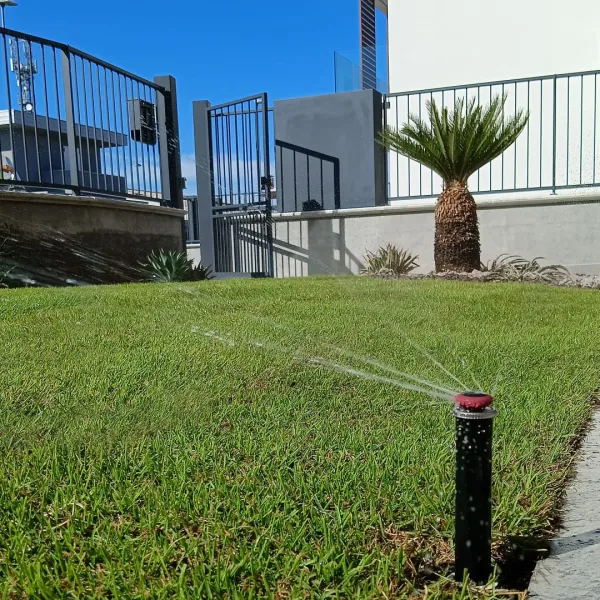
(551, 75), (557, 195)
(60, 48), (79, 188)
(193, 100), (215, 271)
(154, 75), (184, 209)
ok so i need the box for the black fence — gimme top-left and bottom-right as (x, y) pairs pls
(0, 27), (179, 204)
(275, 139), (341, 212)
(386, 70), (600, 200)
(208, 96), (272, 209)
(206, 94), (274, 276)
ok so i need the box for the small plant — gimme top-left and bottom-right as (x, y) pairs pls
(362, 244), (419, 277)
(141, 250), (214, 283)
(480, 254), (571, 283)
(479, 254), (525, 274)
(190, 263), (215, 281)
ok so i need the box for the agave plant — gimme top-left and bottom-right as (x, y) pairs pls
(190, 263), (215, 281)
(362, 244), (419, 277)
(479, 254), (527, 274)
(141, 250), (214, 282)
(378, 96), (529, 273)
(481, 254), (571, 283)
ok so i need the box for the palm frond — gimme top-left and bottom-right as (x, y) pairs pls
(378, 94), (529, 184)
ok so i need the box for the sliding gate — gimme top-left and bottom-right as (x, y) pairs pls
(207, 94), (274, 277)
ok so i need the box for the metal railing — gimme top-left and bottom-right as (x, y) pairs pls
(0, 27), (179, 204)
(207, 97), (273, 209)
(275, 139), (341, 212)
(205, 94), (274, 276)
(386, 70), (600, 201)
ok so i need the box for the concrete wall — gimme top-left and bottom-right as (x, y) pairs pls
(274, 90), (386, 210)
(387, 0), (600, 93)
(271, 193), (600, 277)
(0, 191), (184, 285)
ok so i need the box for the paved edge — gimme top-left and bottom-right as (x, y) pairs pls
(528, 410), (600, 599)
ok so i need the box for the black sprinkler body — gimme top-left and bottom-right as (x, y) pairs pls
(454, 392), (497, 584)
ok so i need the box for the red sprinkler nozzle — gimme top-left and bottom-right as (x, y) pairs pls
(455, 392), (493, 410)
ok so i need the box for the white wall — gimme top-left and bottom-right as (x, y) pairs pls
(188, 195), (600, 276)
(388, 0), (600, 93)
(269, 194), (600, 277)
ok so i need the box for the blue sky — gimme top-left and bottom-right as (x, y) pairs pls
(6, 0), (386, 190)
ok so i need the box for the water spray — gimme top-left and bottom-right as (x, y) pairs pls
(454, 392), (496, 584)
(194, 322), (499, 583)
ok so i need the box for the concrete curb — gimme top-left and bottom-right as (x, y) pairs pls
(529, 410), (600, 599)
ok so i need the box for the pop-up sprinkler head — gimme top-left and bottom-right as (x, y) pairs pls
(455, 391), (494, 411)
(454, 392), (497, 585)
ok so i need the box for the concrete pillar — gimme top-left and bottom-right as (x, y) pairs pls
(274, 89), (386, 210)
(192, 100), (215, 269)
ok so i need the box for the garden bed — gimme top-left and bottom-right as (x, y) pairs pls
(369, 270), (600, 288)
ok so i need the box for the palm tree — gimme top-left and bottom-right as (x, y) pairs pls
(378, 96), (529, 272)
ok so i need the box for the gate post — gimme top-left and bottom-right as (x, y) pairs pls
(154, 75), (184, 209)
(193, 100), (215, 271)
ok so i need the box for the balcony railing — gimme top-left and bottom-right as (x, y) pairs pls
(386, 70), (600, 201)
(334, 51), (388, 95)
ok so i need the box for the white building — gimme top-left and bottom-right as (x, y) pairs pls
(364, 0), (600, 93)
(360, 0), (600, 201)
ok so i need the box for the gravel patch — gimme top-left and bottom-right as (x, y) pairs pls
(366, 271), (600, 289)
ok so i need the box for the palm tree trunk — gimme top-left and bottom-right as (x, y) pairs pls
(434, 182), (481, 272)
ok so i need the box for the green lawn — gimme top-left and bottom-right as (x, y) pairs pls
(0, 278), (598, 598)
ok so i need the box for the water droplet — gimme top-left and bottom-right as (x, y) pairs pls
(466, 540), (472, 548)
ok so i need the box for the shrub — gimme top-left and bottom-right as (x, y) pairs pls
(362, 244), (419, 277)
(190, 263), (215, 282)
(141, 250), (214, 283)
(480, 254), (571, 283)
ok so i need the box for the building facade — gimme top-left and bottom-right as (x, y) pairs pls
(363, 0), (600, 94)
